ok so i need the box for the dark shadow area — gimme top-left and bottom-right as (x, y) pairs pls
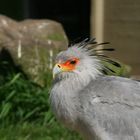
(0, 0), (23, 20)
(26, 0), (90, 40)
(0, 48), (27, 84)
(0, 0), (90, 40)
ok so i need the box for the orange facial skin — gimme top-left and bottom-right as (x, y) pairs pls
(58, 58), (79, 71)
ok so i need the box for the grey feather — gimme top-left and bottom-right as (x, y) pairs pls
(79, 76), (140, 140)
(50, 39), (140, 140)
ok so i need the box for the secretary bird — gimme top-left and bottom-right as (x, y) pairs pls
(50, 38), (140, 140)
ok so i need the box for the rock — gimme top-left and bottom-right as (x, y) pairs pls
(0, 15), (68, 86)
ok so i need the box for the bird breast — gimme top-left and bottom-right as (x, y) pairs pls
(50, 81), (80, 129)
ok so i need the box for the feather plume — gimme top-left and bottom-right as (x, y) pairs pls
(69, 38), (122, 74)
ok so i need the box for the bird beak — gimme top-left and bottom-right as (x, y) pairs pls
(53, 64), (62, 78)
(53, 61), (76, 78)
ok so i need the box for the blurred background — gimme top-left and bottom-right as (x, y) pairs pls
(0, 0), (90, 40)
(0, 0), (139, 75)
(0, 0), (139, 140)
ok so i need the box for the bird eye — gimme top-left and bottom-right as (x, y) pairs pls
(70, 60), (77, 65)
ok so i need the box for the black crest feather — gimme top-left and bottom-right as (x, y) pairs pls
(70, 38), (122, 74)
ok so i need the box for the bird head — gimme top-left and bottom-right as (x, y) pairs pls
(53, 38), (121, 82)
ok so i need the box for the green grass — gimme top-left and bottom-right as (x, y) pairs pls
(0, 69), (81, 140)
(0, 122), (81, 140)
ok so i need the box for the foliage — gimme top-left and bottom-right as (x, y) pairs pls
(0, 122), (81, 140)
(0, 72), (51, 124)
(0, 69), (81, 140)
(102, 60), (131, 77)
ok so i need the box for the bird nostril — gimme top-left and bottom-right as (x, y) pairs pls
(57, 64), (61, 68)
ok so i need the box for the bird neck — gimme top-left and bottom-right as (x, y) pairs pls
(54, 72), (92, 91)
(52, 69), (102, 99)
(50, 72), (101, 128)
(50, 73), (91, 124)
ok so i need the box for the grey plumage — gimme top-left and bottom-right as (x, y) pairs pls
(50, 39), (140, 140)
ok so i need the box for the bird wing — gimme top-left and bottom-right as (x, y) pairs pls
(87, 76), (140, 106)
(79, 76), (140, 140)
